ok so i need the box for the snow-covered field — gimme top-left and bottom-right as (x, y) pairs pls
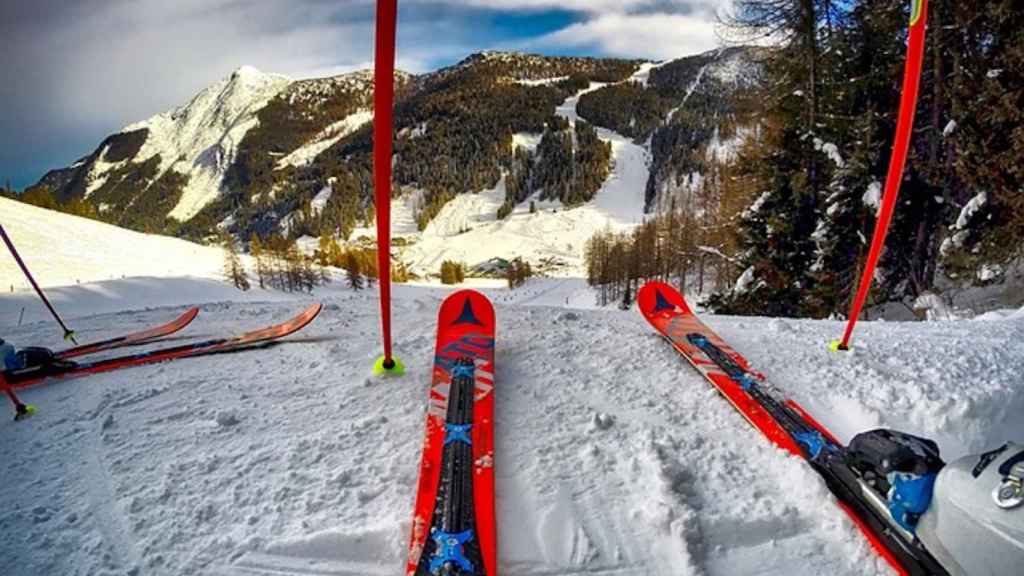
(1, 197), (238, 291)
(1, 273), (1021, 576)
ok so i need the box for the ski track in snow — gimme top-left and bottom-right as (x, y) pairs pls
(4, 277), (1021, 576)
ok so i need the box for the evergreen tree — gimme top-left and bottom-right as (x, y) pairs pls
(345, 251), (364, 291)
(221, 234), (251, 291)
(250, 234), (267, 289)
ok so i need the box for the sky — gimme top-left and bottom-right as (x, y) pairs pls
(0, 0), (730, 190)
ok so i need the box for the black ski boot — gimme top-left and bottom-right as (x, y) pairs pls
(847, 429), (945, 531)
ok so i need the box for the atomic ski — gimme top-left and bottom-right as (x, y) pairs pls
(407, 290), (496, 576)
(55, 307), (200, 359)
(4, 303), (321, 390)
(637, 281), (947, 576)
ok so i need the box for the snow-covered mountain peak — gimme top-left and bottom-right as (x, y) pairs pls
(231, 64), (271, 81)
(117, 67), (292, 220)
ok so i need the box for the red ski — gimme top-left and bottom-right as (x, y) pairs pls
(637, 281), (946, 576)
(5, 303), (321, 390)
(56, 307), (200, 359)
(407, 290), (496, 576)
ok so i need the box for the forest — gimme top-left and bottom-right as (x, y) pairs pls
(586, 1), (1023, 318)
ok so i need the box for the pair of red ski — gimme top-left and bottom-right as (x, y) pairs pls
(406, 284), (940, 575)
(3, 304), (322, 391)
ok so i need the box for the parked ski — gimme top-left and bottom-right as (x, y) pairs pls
(637, 281), (947, 576)
(5, 303), (321, 389)
(407, 290), (496, 576)
(55, 307), (200, 359)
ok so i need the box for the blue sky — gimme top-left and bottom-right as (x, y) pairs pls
(0, 0), (729, 190)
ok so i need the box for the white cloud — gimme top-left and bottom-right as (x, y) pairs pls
(532, 11), (724, 60)
(436, 0), (726, 15)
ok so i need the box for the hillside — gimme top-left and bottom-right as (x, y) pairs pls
(0, 196), (233, 291)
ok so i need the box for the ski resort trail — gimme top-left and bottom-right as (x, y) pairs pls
(3, 277), (1020, 575)
(351, 70), (651, 280)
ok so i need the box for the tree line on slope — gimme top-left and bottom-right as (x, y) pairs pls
(498, 116), (612, 218)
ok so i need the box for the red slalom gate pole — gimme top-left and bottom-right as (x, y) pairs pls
(372, 0), (404, 375)
(834, 0), (928, 351)
(0, 222), (77, 344)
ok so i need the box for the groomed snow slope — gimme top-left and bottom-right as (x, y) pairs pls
(0, 197), (238, 291)
(1, 278), (1021, 576)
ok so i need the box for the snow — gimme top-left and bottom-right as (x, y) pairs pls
(122, 66), (292, 222)
(862, 181), (882, 210)
(511, 132), (542, 153)
(1, 270), (1021, 576)
(978, 263), (1003, 282)
(912, 292), (960, 321)
(665, 60), (712, 123)
(311, 183), (334, 214)
(742, 191), (771, 220)
(734, 266), (756, 293)
(815, 138), (845, 168)
(84, 144), (127, 197)
(0, 197), (239, 291)
(704, 126), (752, 165)
(276, 109), (373, 169)
(514, 76), (569, 86)
(630, 61), (661, 87)
(955, 191), (987, 229)
(4, 54), (1022, 576)
(939, 191), (989, 258)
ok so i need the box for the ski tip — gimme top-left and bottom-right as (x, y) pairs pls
(372, 354), (406, 377)
(828, 340), (851, 353)
(636, 281), (692, 318)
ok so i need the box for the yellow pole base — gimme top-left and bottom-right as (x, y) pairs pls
(15, 404), (36, 421)
(372, 355), (406, 376)
(828, 340), (850, 352)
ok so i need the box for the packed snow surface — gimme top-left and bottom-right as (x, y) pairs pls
(1, 273), (1021, 576)
(0, 197), (238, 290)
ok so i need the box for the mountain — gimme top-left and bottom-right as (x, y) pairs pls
(33, 49), (760, 260)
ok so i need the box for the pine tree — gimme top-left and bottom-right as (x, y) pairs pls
(250, 234), (267, 289)
(221, 234), (251, 291)
(345, 251), (364, 291)
(317, 232), (333, 266)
